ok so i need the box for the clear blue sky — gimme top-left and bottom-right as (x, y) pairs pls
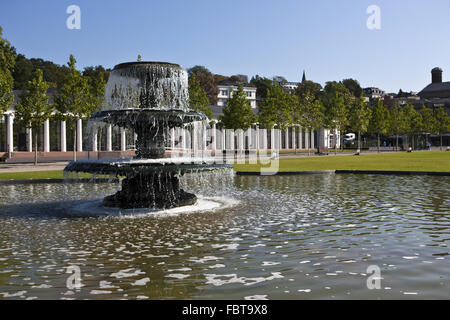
(1, 0), (449, 93)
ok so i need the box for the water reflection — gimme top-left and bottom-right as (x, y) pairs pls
(0, 174), (449, 299)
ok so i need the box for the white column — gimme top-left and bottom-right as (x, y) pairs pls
(278, 129), (282, 150)
(305, 130), (309, 150)
(26, 127), (33, 152)
(43, 119), (50, 152)
(246, 128), (252, 150)
(202, 124), (207, 152)
(106, 124), (112, 151)
(270, 128), (275, 150)
(292, 127), (296, 150)
(92, 129), (98, 152)
(60, 121), (67, 152)
(221, 128), (226, 151)
(211, 123), (217, 151)
(255, 126), (260, 151)
(6, 114), (13, 154)
(262, 128), (267, 150)
(120, 128), (126, 151)
(299, 127), (303, 149)
(311, 130), (315, 150)
(229, 130), (235, 150)
(76, 119), (83, 152)
(238, 130), (244, 151)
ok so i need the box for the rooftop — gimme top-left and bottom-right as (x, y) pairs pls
(419, 82), (450, 96)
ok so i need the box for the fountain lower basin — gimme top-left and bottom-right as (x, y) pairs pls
(65, 159), (232, 209)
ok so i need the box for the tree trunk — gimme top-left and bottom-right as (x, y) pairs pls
(73, 127), (77, 162)
(34, 130), (38, 166)
(308, 129), (311, 156)
(317, 129), (320, 154)
(396, 134), (399, 152)
(412, 135), (415, 150)
(440, 133), (443, 151)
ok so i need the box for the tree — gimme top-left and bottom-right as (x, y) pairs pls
(349, 94), (371, 152)
(322, 81), (351, 154)
(342, 78), (363, 98)
(0, 26), (15, 117)
(435, 107), (450, 150)
(219, 84), (254, 130)
(189, 75), (212, 119)
(258, 83), (296, 131)
(294, 84), (324, 155)
(83, 65), (110, 84)
(250, 75), (273, 100)
(403, 104), (423, 150)
(187, 66), (218, 105)
(12, 54), (71, 89)
(368, 99), (390, 153)
(420, 105), (439, 148)
(295, 80), (322, 101)
(55, 55), (105, 161)
(389, 102), (407, 151)
(14, 69), (53, 165)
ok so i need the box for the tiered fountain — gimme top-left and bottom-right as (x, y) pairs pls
(64, 61), (230, 209)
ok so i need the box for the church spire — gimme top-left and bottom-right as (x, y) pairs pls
(302, 70), (306, 83)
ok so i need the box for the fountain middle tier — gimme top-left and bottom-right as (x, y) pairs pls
(90, 109), (207, 159)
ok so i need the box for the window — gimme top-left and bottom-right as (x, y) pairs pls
(246, 91), (253, 98)
(221, 90), (228, 96)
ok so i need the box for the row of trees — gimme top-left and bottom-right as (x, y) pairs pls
(3, 53), (105, 164)
(0, 27), (106, 164)
(211, 78), (450, 153)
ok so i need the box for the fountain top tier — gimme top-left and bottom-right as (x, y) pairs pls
(102, 61), (190, 112)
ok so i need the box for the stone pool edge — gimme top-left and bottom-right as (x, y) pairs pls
(1, 170), (449, 184)
(236, 170), (450, 176)
(0, 178), (120, 185)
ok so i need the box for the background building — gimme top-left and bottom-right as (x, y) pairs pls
(217, 81), (257, 109)
(416, 67), (450, 115)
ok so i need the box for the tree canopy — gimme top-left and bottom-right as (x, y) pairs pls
(349, 94), (371, 150)
(189, 75), (212, 119)
(342, 78), (363, 98)
(322, 81), (351, 137)
(0, 26), (15, 116)
(368, 99), (390, 152)
(258, 83), (297, 130)
(250, 75), (273, 100)
(188, 66), (218, 105)
(219, 84), (255, 130)
(14, 69), (53, 164)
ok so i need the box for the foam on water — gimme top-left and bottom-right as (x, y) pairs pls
(68, 196), (239, 218)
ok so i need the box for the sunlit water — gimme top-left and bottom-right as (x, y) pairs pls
(0, 173), (449, 300)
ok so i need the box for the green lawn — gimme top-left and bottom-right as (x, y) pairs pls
(0, 152), (448, 180)
(234, 151), (450, 172)
(0, 171), (107, 181)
